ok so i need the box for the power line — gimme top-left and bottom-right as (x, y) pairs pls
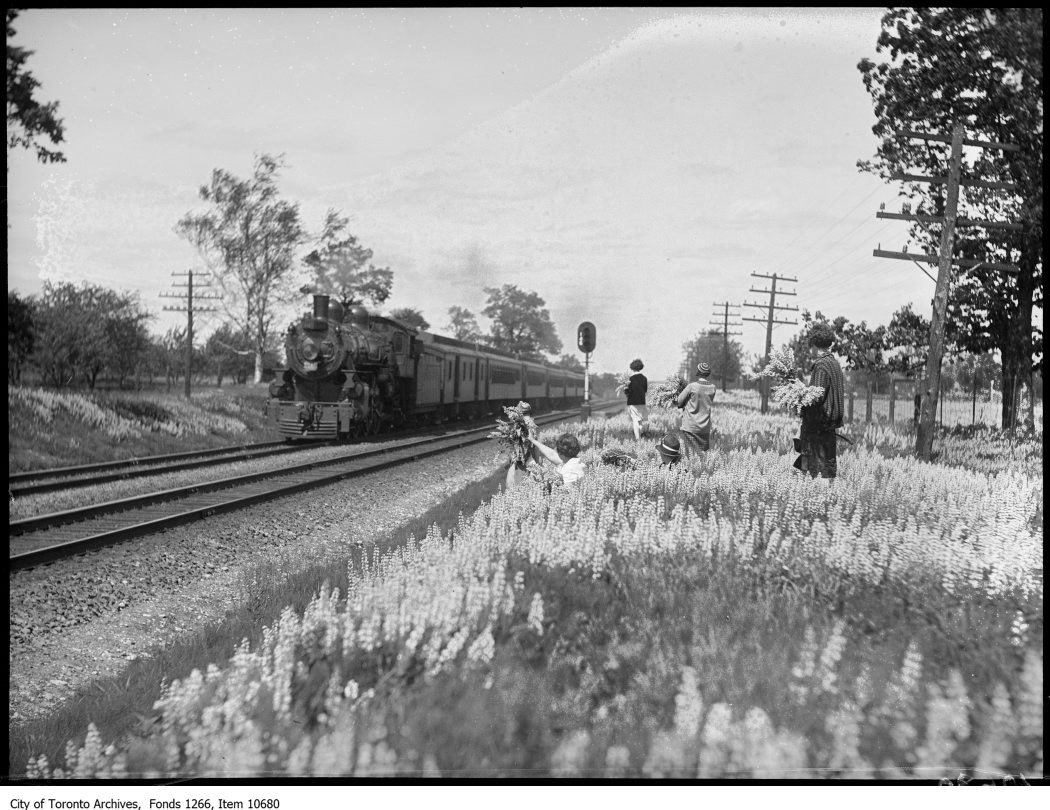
(775, 184), (888, 276)
(775, 178), (884, 257)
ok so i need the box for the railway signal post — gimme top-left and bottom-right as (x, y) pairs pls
(577, 321), (596, 419)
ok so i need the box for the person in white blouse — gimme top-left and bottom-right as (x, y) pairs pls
(529, 431), (586, 486)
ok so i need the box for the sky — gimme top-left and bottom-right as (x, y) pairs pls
(8, 7), (944, 377)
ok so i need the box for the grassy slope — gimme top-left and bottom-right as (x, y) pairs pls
(8, 385), (280, 473)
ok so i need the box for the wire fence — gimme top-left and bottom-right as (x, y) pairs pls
(843, 382), (1042, 429)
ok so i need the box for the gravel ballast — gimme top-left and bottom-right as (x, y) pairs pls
(9, 443), (506, 728)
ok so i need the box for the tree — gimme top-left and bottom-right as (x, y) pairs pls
(176, 153), (306, 384)
(786, 310), (890, 392)
(589, 371), (619, 398)
(679, 329), (744, 387)
(553, 353), (584, 372)
(952, 351), (1000, 395)
(884, 303), (931, 378)
(388, 307), (429, 331)
(6, 9), (65, 165)
(30, 282), (106, 388)
(301, 209), (392, 306)
(445, 306), (483, 343)
(858, 8), (1043, 429)
(482, 284), (562, 359)
(8, 290), (34, 384)
(157, 326), (187, 392)
(104, 294), (152, 389)
(203, 322), (253, 387)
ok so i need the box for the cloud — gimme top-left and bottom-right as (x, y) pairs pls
(680, 161), (737, 179)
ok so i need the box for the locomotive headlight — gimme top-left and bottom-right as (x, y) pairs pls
(320, 339), (336, 360)
(301, 338), (320, 361)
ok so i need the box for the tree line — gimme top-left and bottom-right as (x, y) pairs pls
(7, 285), (270, 390)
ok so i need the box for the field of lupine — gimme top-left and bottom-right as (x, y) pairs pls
(8, 385), (277, 471)
(25, 391), (1042, 779)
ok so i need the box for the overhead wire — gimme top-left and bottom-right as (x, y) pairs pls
(772, 183), (889, 278)
(773, 177), (884, 259)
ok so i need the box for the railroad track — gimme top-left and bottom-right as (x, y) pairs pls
(7, 440), (319, 497)
(10, 401), (621, 571)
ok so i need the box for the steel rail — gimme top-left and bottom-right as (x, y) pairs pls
(8, 440), (292, 485)
(10, 402), (621, 571)
(7, 442), (330, 498)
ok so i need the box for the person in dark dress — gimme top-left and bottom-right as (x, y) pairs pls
(796, 323), (845, 480)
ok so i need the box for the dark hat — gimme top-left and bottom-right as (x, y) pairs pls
(697, 362), (711, 376)
(657, 433), (681, 462)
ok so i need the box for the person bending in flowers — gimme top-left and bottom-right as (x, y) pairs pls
(529, 431), (586, 487)
(796, 322), (845, 480)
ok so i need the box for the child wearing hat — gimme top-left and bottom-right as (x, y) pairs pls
(624, 358), (649, 441)
(676, 362), (717, 455)
(656, 432), (682, 466)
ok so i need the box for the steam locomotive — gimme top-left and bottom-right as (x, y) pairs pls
(266, 293), (586, 440)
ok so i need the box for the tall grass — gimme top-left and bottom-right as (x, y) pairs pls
(21, 399), (1043, 779)
(8, 385), (278, 472)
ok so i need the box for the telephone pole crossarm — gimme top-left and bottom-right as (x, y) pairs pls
(873, 249), (1019, 274)
(890, 172), (1016, 192)
(900, 129), (1020, 152)
(876, 211), (1023, 231)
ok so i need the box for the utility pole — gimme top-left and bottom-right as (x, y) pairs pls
(709, 302), (742, 392)
(742, 272), (798, 413)
(161, 269), (220, 398)
(872, 124), (1019, 460)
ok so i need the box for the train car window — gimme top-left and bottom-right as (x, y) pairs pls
(392, 333), (406, 353)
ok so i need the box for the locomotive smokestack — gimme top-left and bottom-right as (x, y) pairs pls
(313, 294), (331, 321)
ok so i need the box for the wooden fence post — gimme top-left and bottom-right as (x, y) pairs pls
(865, 382), (873, 423)
(889, 379), (896, 422)
(848, 388), (855, 423)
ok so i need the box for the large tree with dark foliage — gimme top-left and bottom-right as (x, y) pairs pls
(553, 353), (584, 372)
(482, 284), (561, 359)
(7, 9), (65, 164)
(679, 329), (744, 390)
(884, 302), (931, 378)
(302, 209), (392, 307)
(388, 307), (429, 331)
(786, 310), (890, 392)
(8, 290), (34, 384)
(31, 282), (150, 389)
(176, 153), (306, 384)
(858, 7), (1043, 429)
(445, 306), (484, 343)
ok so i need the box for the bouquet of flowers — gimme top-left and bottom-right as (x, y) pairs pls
(600, 445), (639, 469)
(489, 401), (538, 468)
(758, 349), (825, 415)
(649, 372), (687, 409)
(613, 372), (631, 397)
